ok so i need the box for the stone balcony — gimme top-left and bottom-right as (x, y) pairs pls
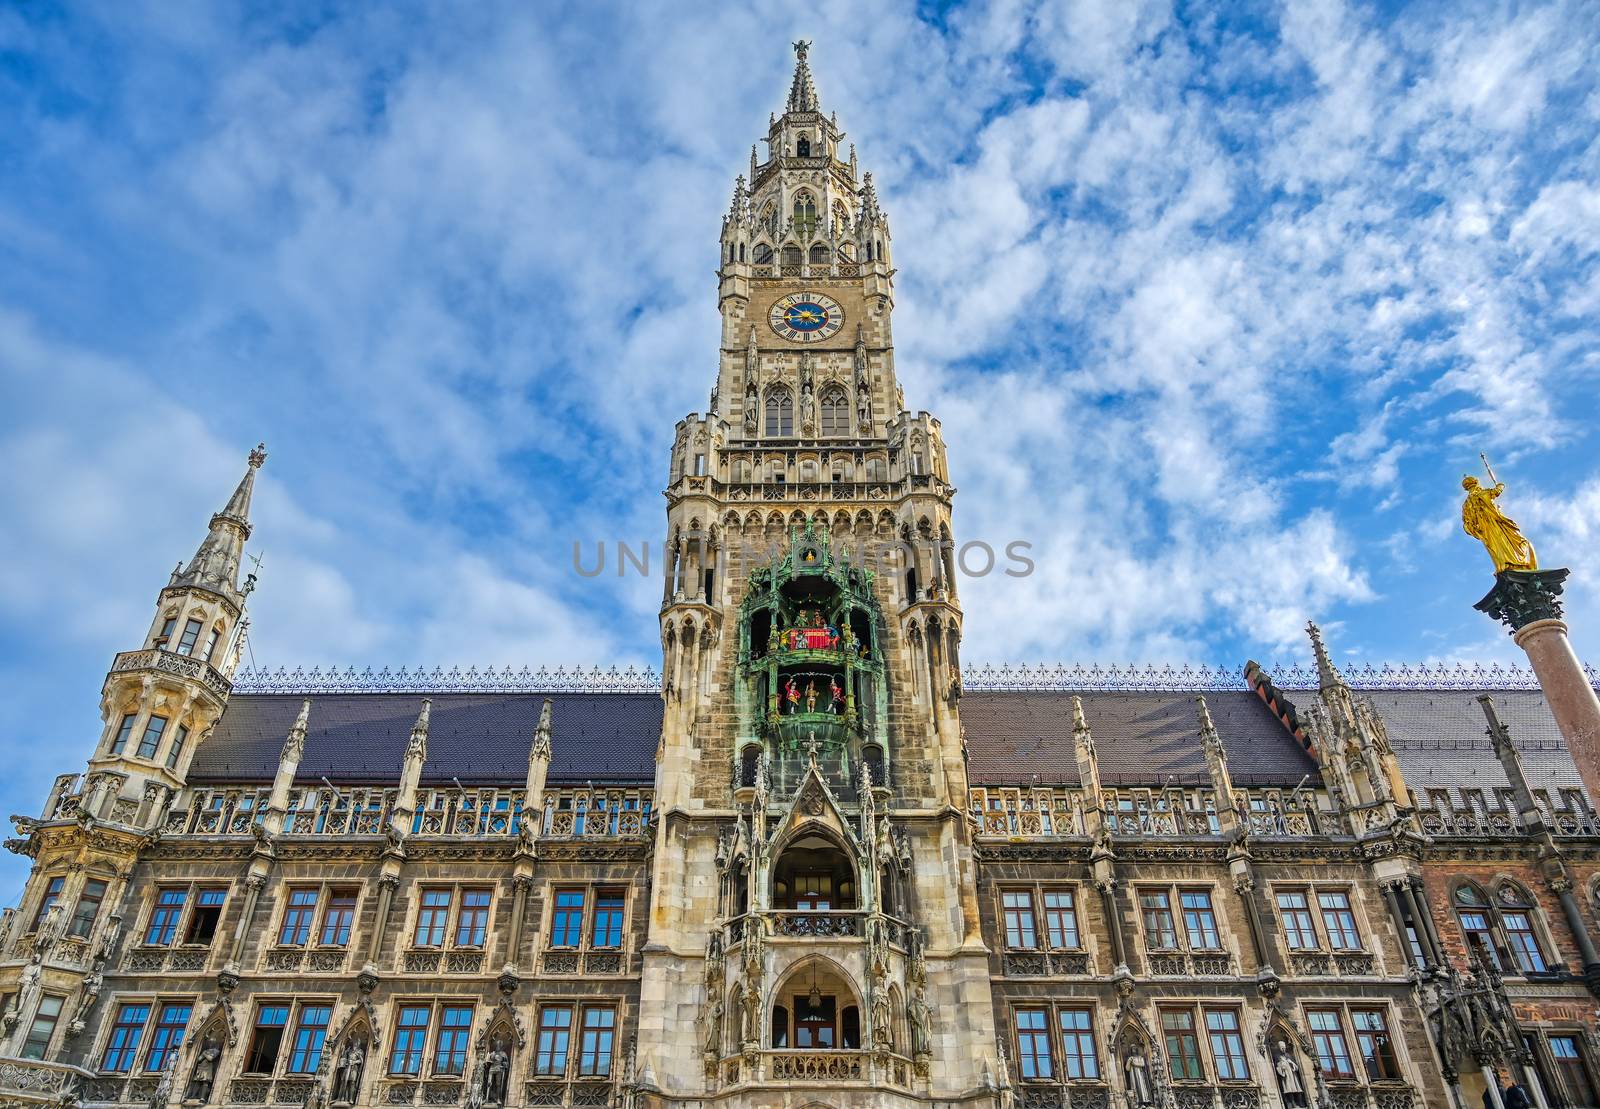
(717, 1049), (915, 1091)
(0, 1056), (95, 1105)
(109, 647), (231, 699)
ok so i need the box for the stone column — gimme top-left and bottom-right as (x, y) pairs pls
(1406, 880), (1446, 966)
(1476, 570), (1600, 807)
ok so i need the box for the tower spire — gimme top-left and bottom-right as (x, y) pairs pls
(1306, 621), (1346, 690)
(172, 443), (265, 598)
(787, 40), (818, 113)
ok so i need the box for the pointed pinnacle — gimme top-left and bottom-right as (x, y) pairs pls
(532, 697), (554, 761)
(1306, 621), (1346, 689)
(407, 698), (432, 760)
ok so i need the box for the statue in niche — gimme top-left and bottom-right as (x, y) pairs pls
(185, 1038), (222, 1103)
(1461, 474), (1538, 573)
(829, 677), (844, 713)
(333, 1040), (366, 1105)
(871, 981), (893, 1048)
(908, 985), (931, 1057)
(704, 990), (724, 1057)
(1273, 1040), (1307, 1108)
(481, 1040), (510, 1107)
(1123, 1048), (1155, 1107)
(800, 383), (816, 435)
(857, 388), (871, 431)
(744, 382), (758, 435)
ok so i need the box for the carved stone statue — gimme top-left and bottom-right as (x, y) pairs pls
(149, 1047), (177, 1109)
(857, 389), (871, 431)
(1274, 1040), (1307, 1108)
(744, 383), (758, 435)
(186, 1039), (221, 1103)
(800, 385), (816, 435)
(704, 991), (724, 1057)
(1123, 1049), (1155, 1107)
(483, 1041), (509, 1107)
(908, 987), (931, 1056)
(1462, 475), (1538, 573)
(333, 1041), (365, 1105)
(871, 982), (893, 1047)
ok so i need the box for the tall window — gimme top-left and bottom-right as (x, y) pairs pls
(592, 892), (625, 948)
(1140, 891), (1178, 950)
(434, 1007), (473, 1077)
(579, 1006), (616, 1076)
(1502, 908), (1548, 973)
(819, 386), (849, 435)
(146, 889), (188, 946)
(456, 890), (491, 947)
(1043, 890), (1080, 950)
(1015, 1009), (1053, 1079)
(165, 725), (189, 769)
(244, 1005), (290, 1074)
(1161, 1009), (1203, 1080)
(1308, 1009), (1354, 1078)
(135, 715), (169, 759)
(1059, 1008), (1098, 1079)
(154, 616), (176, 649)
(1456, 897), (1503, 971)
(288, 1006), (331, 1074)
(551, 891), (586, 948)
(793, 193), (818, 239)
(146, 1003), (191, 1071)
(1180, 891), (1220, 950)
(1352, 1009), (1399, 1081)
(414, 889), (452, 947)
(1277, 891), (1318, 950)
(1002, 890), (1038, 950)
(1550, 1035), (1600, 1106)
(390, 1007), (430, 1075)
(1205, 1009), (1249, 1080)
(110, 714), (137, 755)
(31, 876), (65, 931)
(320, 891), (357, 946)
(186, 889), (226, 945)
(536, 1006), (573, 1075)
(202, 625), (222, 662)
(174, 618), (203, 656)
(1317, 891), (1361, 951)
(281, 890), (319, 946)
(68, 878), (107, 939)
(764, 389), (794, 437)
(102, 1003), (151, 1072)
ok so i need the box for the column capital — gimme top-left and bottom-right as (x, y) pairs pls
(1475, 567), (1569, 633)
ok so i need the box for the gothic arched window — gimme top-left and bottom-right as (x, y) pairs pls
(820, 386), (849, 435)
(781, 245), (802, 267)
(765, 389), (793, 437)
(808, 242), (829, 266)
(793, 193), (818, 240)
(762, 203), (779, 237)
(753, 243), (773, 265)
(796, 135), (811, 157)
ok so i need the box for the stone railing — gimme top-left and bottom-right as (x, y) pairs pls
(540, 790), (653, 839)
(771, 911), (862, 938)
(538, 949), (626, 976)
(411, 789), (523, 836)
(123, 944), (212, 974)
(1327, 1085), (1417, 1109)
(970, 788), (1086, 838)
(400, 947), (488, 975)
(1287, 950), (1379, 978)
(1016, 1082), (1113, 1109)
(111, 647), (231, 697)
(1417, 804), (1600, 838)
(1144, 950), (1234, 977)
(522, 1077), (616, 1107)
(0, 1057), (95, 1105)
(1000, 949), (1092, 977)
(221, 1075), (320, 1105)
(262, 946), (347, 974)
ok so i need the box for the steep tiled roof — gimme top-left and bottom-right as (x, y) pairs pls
(961, 690), (1317, 788)
(189, 685), (1582, 799)
(188, 693), (660, 786)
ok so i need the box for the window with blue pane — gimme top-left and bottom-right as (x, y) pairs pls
(165, 724), (189, 770)
(280, 890), (318, 946)
(591, 892), (624, 949)
(101, 1004), (151, 1072)
(288, 1006), (331, 1074)
(434, 1007), (473, 1076)
(536, 1006), (572, 1075)
(146, 889), (188, 946)
(551, 891), (585, 948)
(1014, 1009), (1053, 1079)
(245, 1005), (290, 1074)
(414, 889), (452, 947)
(579, 1007), (615, 1076)
(390, 1007), (430, 1075)
(135, 715), (169, 759)
(456, 891), (491, 947)
(1180, 890), (1220, 950)
(145, 1004), (191, 1072)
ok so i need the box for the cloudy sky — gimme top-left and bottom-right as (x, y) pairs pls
(2, 0), (1599, 894)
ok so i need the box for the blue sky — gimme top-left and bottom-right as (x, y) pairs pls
(2, 0), (1599, 896)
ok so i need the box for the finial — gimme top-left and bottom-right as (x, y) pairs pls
(532, 697), (554, 761)
(248, 442), (267, 469)
(1196, 695), (1227, 760)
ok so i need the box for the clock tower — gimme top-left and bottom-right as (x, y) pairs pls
(640, 42), (1000, 1108)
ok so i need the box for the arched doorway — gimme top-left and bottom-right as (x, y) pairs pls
(770, 957), (862, 1050)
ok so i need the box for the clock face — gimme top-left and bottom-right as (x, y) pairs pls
(769, 291), (844, 343)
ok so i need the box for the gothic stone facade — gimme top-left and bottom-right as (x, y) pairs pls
(4, 45), (1600, 1109)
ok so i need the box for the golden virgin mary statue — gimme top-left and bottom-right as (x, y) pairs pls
(1461, 475), (1538, 573)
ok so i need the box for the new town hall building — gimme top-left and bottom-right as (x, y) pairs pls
(5, 45), (1600, 1109)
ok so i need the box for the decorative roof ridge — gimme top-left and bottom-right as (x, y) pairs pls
(230, 660), (1599, 696)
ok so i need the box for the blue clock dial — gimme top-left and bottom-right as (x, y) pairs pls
(768, 291), (845, 343)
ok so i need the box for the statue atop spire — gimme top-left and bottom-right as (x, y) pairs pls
(787, 40), (818, 114)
